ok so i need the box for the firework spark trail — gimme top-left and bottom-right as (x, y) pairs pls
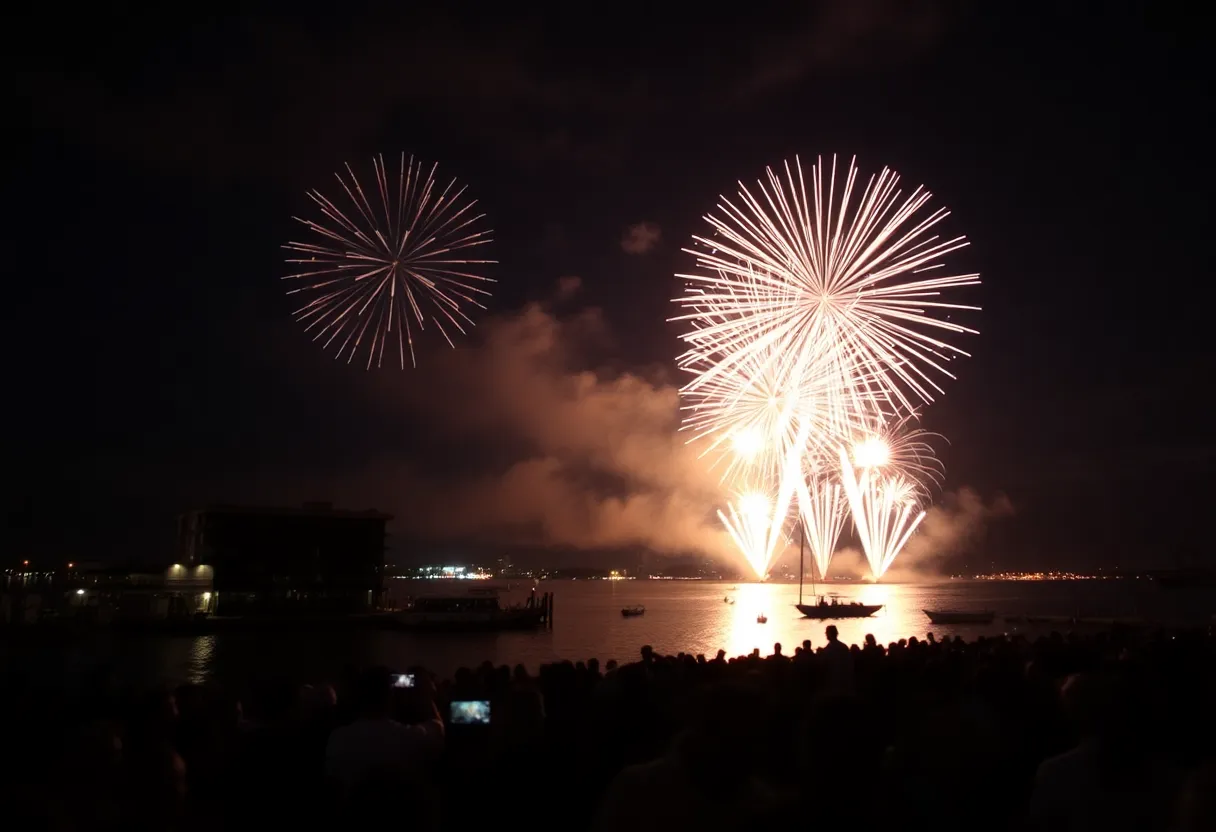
(840, 446), (927, 579)
(678, 341), (857, 487)
(718, 491), (781, 580)
(674, 156), (978, 580)
(282, 153), (496, 369)
(716, 413), (813, 578)
(838, 421), (940, 579)
(678, 303), (881, 491)
(795, 474), (849, 581)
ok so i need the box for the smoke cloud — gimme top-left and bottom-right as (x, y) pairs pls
(620, 222), (662, 255)
(346, 280), (735, 562)
(882, 488), (1015, 579)
(291, 280), (1011, 576)
(822, 489), (1014, 580)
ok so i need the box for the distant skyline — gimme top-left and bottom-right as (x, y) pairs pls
(9, 3), (1212, 573)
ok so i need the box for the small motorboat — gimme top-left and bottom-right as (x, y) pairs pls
(621, 605), (645, 617)
(756, 614), (768, 624)
(924, 609), (996, 625)
(724, 597), (735, 605)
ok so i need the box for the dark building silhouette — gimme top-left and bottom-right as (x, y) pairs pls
(177, 502), (391, 615)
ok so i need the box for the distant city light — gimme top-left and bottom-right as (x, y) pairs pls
(417, 565), (492, 580)
(956, 571), (1119, 581)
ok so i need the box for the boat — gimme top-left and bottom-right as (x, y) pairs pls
(724, 597), (735, 604)
(621, 605), (645, 617)
(391, 588), (550, 632)
(924, 609), (996, 624)
(756, 614), (768, 624)
(793, 523), (882, 620)
(796, 598), (883, 619)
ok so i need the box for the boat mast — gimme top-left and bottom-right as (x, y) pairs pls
(808, 520), (818, 598)
(798, 520), (805, 605)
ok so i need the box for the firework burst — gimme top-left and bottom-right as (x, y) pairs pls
(840, 447), (928, 579)
(283, 153), (496, 369)
(795, 473), (850, 581)
(679, 338), (860, 486)
(718, 490), (782, 581)
(674, 155), (978, 581)
(674, 155), (979, 414)
(846, 412), (944, 487)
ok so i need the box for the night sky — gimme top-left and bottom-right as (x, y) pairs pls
(9, 3), (1212, 571)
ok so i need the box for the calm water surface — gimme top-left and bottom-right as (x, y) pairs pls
(8, 579), (1213, 688)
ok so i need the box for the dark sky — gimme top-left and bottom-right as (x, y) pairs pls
(8, 2), (1213, 570)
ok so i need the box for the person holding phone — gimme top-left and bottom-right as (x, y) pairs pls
(324, 667), (444, 799)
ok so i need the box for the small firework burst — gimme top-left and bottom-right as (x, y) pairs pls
(283, 153), (496, 369)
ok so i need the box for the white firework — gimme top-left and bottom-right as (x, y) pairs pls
(283, 153), (495, 369)
(674, 154), (979, 415)
(674, 155), (978, 580)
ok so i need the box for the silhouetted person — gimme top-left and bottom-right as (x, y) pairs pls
(593, 682), (773, 830)
(786, 694), (879, 823)
(124, 744), (188, 831)
(821, 625), (854, 693)
(325, 667), (443, 800)
(1028, 673), (1179, 831)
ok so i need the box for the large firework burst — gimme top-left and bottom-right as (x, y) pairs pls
(674, 155), (979, 414)
(674, 155), (979, 580)
(282, 153), (496, 369)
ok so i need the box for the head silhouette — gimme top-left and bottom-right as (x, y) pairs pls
(680, 681), (762, 794)
(825, 625), (839, 642)
(356, 667), (393, 718)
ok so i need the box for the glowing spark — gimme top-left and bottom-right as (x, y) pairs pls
(847, 412), (944, 486)
(282, 153), (496, 369)
(853, 437), (890, 469)
(731, 427), (764, 460)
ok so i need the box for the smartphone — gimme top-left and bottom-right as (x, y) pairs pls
(391, 672), (415, 689)
(449, 699), (491, 725)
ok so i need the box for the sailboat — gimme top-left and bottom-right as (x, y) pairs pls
(794, 520), (882, 620)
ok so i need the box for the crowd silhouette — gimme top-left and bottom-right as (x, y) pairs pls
(3, 626), (1214, 831)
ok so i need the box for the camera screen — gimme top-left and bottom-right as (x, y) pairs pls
(391, 673), (415, 689)
(450, 700), (491, 725)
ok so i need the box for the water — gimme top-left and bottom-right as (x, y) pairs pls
(6, 579), (1212, 689)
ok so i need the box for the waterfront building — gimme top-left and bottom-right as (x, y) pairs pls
(177, 502), (391, 614)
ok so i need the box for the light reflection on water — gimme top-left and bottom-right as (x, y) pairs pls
(187, 636), (216, 684)
(691, 581), (957, 660)
(15, 579), (1213, 687)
